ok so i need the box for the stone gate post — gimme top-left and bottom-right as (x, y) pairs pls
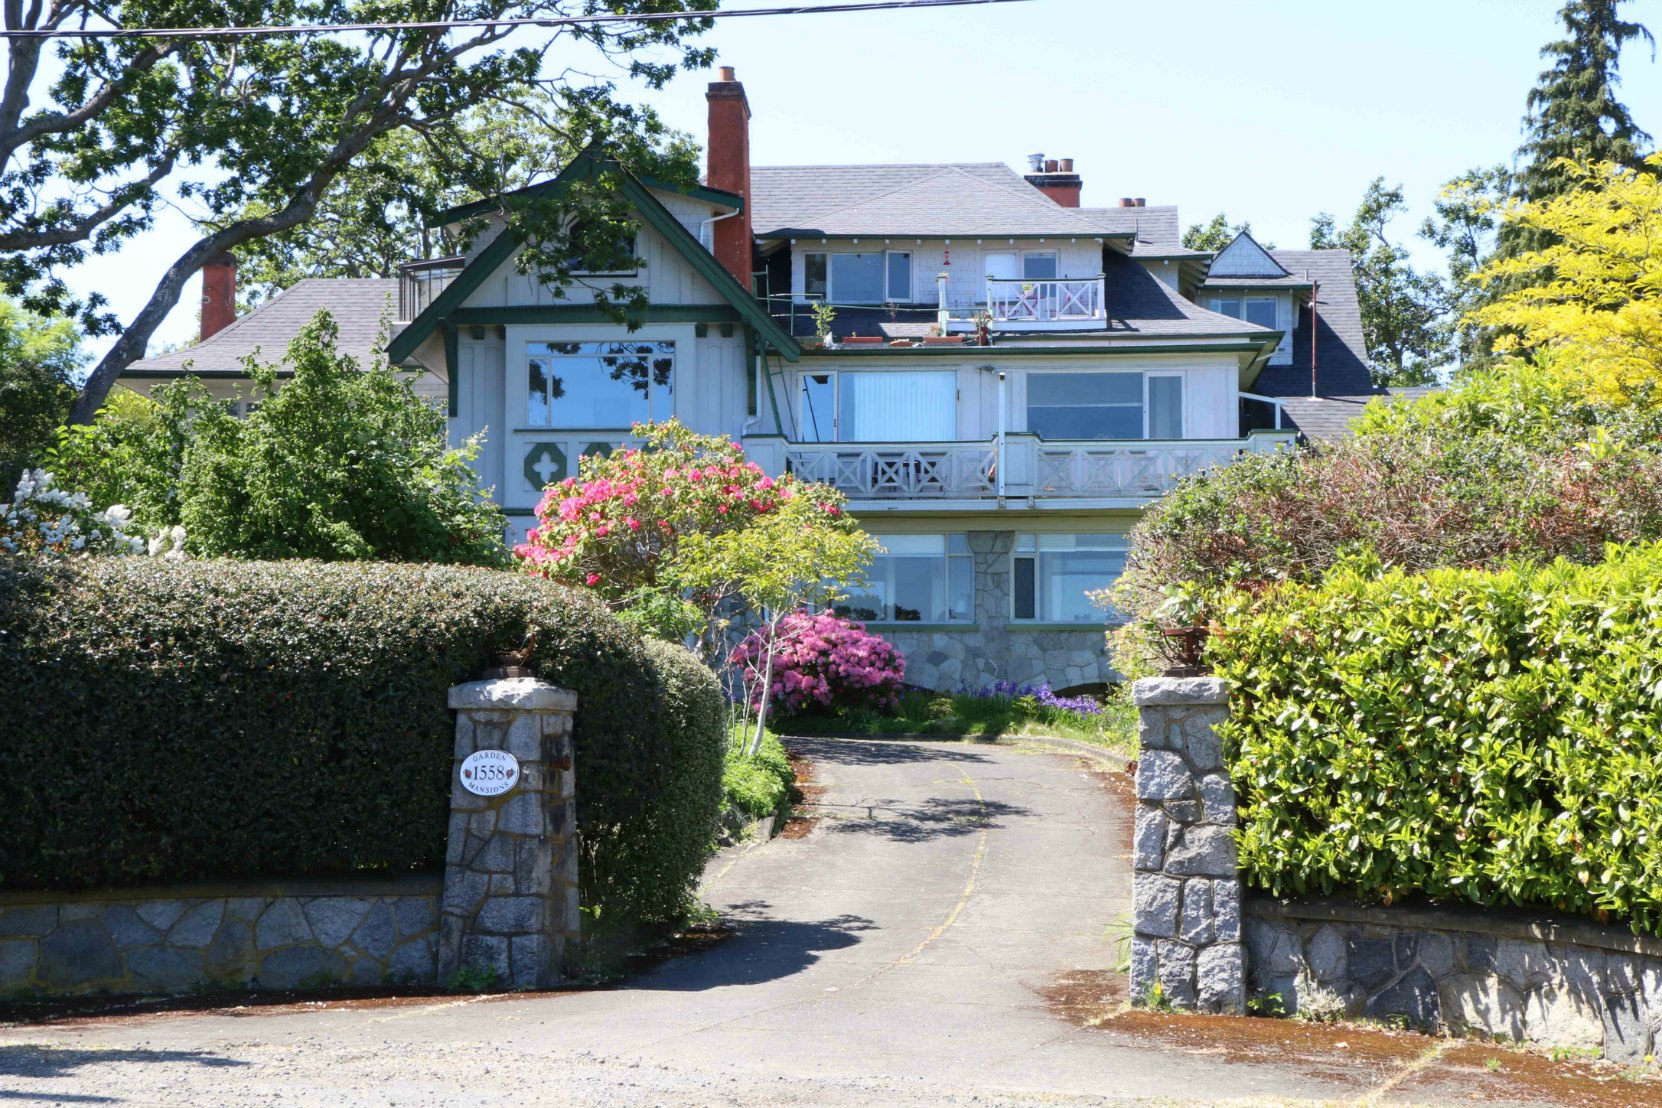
(1130, 676), (1245, 1013)
(438, 678), (579, 990)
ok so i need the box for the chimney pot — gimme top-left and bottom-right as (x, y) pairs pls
(1027, 152), (1045, 172)
(1044, 158), (1058, 173)
(1119, 197), (1136, 207)
(200, 252), (236, 341)
(1135, 197), (1147, 207)
(1059, 157), (1074, 172)
(718, 65), (735, 81)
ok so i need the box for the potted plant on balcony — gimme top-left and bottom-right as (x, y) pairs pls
(922, 324), (963, 346)
(972, 310), (992, 347)
(811, 302), (836, 349)
(842, 334), (885, 346)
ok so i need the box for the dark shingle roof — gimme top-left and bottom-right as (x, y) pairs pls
(124, 279), (399, 374)
(1078, 205), (1184, 252)
(1099, 252), (1279, 339)
(749, 163), (1124, 238)
(1249, 249), (1373, 400)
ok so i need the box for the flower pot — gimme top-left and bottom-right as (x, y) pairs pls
(841, 335), (884, 346)
(1159, 625), (1209, 677)
(922, 335), (964, 346)
(888, 339), (917, 348)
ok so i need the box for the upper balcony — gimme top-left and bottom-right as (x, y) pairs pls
(742, 430), (1294, 506)
(398, 255), (466, 322)
(943, 276), (1107, 333)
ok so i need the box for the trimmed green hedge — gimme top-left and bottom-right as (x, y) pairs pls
(0, 559), (724, 928)
(1213, 544), (1662, 935)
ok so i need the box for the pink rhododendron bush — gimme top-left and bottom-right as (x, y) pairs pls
(731, 610), (905, 717)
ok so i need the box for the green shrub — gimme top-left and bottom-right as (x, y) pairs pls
(0, 559), (723, 931)
(723, 729), (794, 822)
(1211, 542), (1662, 935)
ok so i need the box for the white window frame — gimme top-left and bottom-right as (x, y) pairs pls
(839, 533), (975, 624)
(802, 249), (914, 303)
(1025, 370), (1184, 440)
(1021, 251), (1059, 280)
(1010, 533), (1130, 623)
(1210, 295), (1277, 329)
(524, 339), (675, 430)
(564, 218), (640, 278)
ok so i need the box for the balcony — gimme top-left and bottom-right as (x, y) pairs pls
(943, 276), (1107, 334)
(743, 431), (1295, 504)
(398, 255), (466, 321)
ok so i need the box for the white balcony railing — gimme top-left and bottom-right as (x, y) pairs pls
(748, 431), (1295, 502)
(985, 277), (1105, 323)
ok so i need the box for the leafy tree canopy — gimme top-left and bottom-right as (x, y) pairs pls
(1181, 213), (1266, 252)
(1470, 155), (1662, 404)
(0, 299), (85, 492)
(1311, 179), (1450, 386)
(0, 0), (719, 423)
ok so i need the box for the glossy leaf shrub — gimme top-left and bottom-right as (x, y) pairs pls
(1211, 543), (1662, 935)
(0, 558), (722, 930)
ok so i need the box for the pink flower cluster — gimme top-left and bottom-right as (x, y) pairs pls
(513, 428), (810, 587)
(731, 610), (906, 716)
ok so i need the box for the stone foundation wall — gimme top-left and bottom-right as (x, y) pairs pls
(880, 530), (1113, 693)
(1246, 898), (1662, 1063)
(0, 876), (440, 996)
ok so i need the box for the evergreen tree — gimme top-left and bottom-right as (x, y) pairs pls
(1512, 1), (1653, 210)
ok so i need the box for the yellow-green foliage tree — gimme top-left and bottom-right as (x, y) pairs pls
(1469, 155), (1662, 402)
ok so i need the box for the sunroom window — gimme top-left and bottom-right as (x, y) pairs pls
(1011, 533), (1128, 623)
(838, 534), (973, 623)
(1025, 371), (1182, 440)
(1212, 296), (1277, 331)
(527, 340), (673, 428)
(803, 251), (913, 303)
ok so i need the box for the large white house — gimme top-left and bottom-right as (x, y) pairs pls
(121, 67), (1378, 693)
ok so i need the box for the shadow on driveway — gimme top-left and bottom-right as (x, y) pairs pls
(637, 909), (877, 992)
(784, 736), (998, 767)
(0, 1043), (248, 1101)
(824, 797), (1033, 843)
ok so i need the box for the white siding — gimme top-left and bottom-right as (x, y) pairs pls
(452, 333), (507, 498)
(461, 219), (727, 309)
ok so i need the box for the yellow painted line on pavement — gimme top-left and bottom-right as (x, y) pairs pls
(891, 766), (988, 969)
(1352, 1039), (1455, 1106)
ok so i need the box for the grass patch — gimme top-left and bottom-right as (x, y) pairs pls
(774, 685), (1137, 758)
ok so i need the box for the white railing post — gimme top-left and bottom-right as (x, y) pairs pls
(1094, 275), (1106, 317)
(937, 272), (950, 333)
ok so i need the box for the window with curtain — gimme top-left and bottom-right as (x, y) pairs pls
(838, 534), (973, 622)
(1025, 372), (1183, 441)
(838, 371), (956, 441)
(527, 341), (673, 428)
(1023, 252), (1058, 280)
(1011, 533), (1128, 622)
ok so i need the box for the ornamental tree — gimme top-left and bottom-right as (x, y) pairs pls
(514, 420), (877, 690)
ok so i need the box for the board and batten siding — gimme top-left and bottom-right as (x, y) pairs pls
(461, 219), (729, 309)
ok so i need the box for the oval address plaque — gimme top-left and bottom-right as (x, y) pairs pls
(459, 749), (520, 797)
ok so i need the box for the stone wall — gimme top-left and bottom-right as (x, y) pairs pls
(439, 678), (581, 991)
(1246, 898), (1662, 1063)
(1, 677), (580, 1000)
(881, 529), (1112, 693)
(0, 877), (440, 995)
(1129, 676), (1245, 1014)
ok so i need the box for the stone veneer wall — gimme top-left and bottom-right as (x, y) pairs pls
(1246, 898), (1662, 1063)
(1129, 676), (1245, 1013)
(0, 877), (440, 995)
(1, 677), (579, 999)
(880, 530), (1113, 693)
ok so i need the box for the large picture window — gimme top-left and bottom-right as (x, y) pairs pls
(527, 341), (673, 428)
(799, 370), (956, 442)
(803, 250), (913, 303)
(839, 534), (973, 623)
(1025, 372), (1183, 440)
(1012, 533), (1128, 623)
(1212, 296), (1278, 331)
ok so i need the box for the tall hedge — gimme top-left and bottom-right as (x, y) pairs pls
(0, 559), (725, 928)
(1212, 543), (1662, 935)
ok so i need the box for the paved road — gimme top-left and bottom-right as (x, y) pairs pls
(0, 738), (1632, 1106)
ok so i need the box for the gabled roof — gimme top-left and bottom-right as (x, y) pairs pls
(1099, 252), (1279, 340)
(1207, 230), (1290, 279)
(433, 174), (742, 227)
(749, 163), (1128, 239)
(124, 279), (398, 375)
(1248, 248), (1373, 401)
(388, 146), (799, 364)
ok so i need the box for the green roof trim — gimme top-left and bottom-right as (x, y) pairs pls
(387, 147), (797, 365)
(799, 337), (1280, 358)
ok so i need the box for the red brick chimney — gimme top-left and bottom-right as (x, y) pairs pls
(200, 252), (237, 340)
(1024, 155), (1083, 208)
(705, 65), (754, 290)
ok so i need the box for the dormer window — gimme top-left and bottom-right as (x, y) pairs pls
(804, 250), (913, 303)
(1211, 296), (1277, 330)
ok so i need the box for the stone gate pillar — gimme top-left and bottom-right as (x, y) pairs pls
(1130, 676), (1245, 1013)
(438, 678), (579, 990)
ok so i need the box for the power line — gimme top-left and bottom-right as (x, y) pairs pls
(1, 0), (1030, 41)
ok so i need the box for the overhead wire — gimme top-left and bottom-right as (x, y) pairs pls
(0, 0), (1031, 41)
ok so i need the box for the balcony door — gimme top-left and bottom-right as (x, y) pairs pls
(799, 370), (956, 442)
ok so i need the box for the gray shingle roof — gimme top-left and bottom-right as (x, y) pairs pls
(124, 279), (399, 375)
(1248, 249), (1374, 401)
(1099, 252), (1279, 339)
(749, 163), (1124, 238)
(1078, 205), (1184, 252)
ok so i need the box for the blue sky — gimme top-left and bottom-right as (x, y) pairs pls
(77, 0), (1662, 357)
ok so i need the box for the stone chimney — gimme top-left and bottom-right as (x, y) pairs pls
(200, 252), (237, 340)
(705, 66), (754, 290)
(1024, 155), (1082, 208)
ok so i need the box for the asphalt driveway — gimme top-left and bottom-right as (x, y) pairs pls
(0, 738), (1634, 1106)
